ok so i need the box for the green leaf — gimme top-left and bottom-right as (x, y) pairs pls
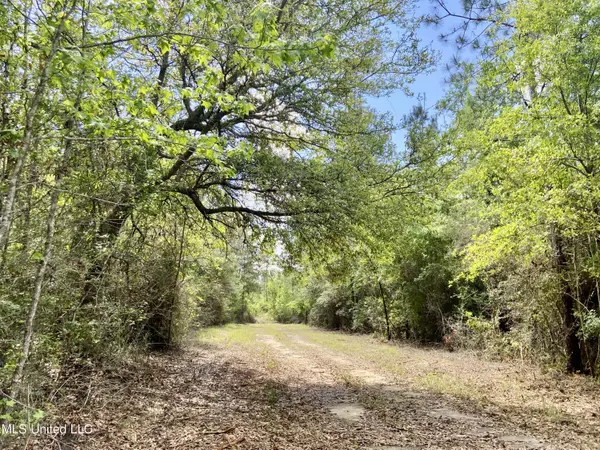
(158, 39), (170, 55)
(31, 252), (44, 262)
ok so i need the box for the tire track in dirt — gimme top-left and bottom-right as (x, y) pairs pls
(278, 329), (546, 450)
(255, 333), (365, 422)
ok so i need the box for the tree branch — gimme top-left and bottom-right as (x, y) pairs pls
(172, 186), (316, 223)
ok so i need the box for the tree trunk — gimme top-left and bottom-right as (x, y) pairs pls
(10, 181), (60, 395)
(80, 202), (132, 305)
(9, 128), (75, 394)
(378, 279), (391, 341)
(563, 286), (584, 373)
(550, 224), (584, 373)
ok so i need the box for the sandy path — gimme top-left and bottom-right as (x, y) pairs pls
(15, 323), (599, 449)
(254, 326), (548, 450)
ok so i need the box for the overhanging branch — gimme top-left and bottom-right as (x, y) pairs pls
(172, 187), (317, 223)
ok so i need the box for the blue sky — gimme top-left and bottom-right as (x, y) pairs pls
(366, 0), (472, 149)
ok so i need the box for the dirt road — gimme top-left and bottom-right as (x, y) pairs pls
(23, 323), (600, 449)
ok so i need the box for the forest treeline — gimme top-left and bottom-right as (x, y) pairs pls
(1, 0), (600, 427)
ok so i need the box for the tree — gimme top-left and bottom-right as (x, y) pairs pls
(69, 0), (433, 302)
(447, 0), (600, 373)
